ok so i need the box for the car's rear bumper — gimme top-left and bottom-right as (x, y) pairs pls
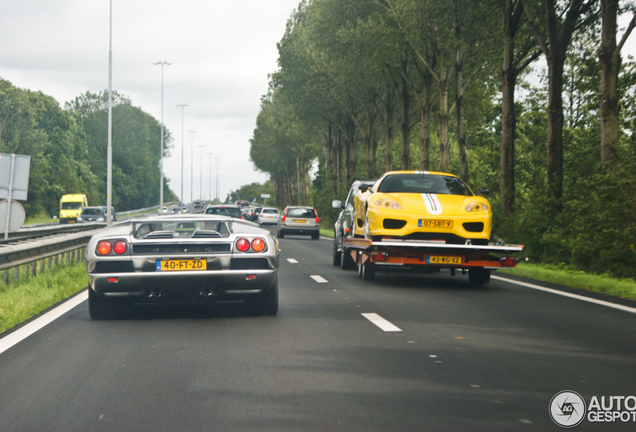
(89, 268), (277, 296)
(280, 226), (319, 236)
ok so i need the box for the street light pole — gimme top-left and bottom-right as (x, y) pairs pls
(153, 61), (171, 212)
(176, 103), (188, 205)
(215, 158), (220, 203)
(197, 145), (204, 202)
(207, 152), (213, 204)
(106, 0), (113, 226)
(188, 130), (196, 210)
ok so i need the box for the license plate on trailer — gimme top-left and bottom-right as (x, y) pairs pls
(156, 259), (207, 271)
(294, 219), (307, 224)
(419, 219), (453, 228)
(426, 256), (461, 265)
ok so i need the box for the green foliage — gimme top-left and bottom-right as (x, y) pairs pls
(68, 91), (179, 210)
(243, 0), (636, 281)
(0, 78), (99, 217)
(229, 181), (276, 205)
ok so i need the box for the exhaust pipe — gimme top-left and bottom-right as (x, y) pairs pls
(144, 287), (162, 298)
(201, 284), (221, 297)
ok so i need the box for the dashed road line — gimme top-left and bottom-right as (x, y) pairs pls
(287, 258), (298, 263)
(310, 275), (328, 283)
(0, 290), (88, 356)
(492, 276), (636, 314)
(362, 313), (402, 332)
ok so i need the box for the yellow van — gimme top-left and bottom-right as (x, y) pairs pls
(59, 194), (88, 223)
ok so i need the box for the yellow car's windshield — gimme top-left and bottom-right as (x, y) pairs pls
(377, 174), (473, 196)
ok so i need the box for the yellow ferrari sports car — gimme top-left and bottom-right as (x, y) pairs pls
(352, 171), (492, 245)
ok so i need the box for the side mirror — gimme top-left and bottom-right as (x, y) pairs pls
(359, 184), (370, 192)
(332, 200), (343, 209)
(478, 188), (490, 196)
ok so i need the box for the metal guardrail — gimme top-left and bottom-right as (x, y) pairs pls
(0, 228), (105, 285)
(0, 201), (181, 285)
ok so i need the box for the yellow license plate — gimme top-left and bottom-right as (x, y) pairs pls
(69, 221), (75, 223)
(294, 219), (307, 224)
(419, 219), (453, 228)
(157, 259), (206, 271)
(427, 256), (461, 265)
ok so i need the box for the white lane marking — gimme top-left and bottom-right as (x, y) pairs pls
(0, 290), (88, 356)
(310, 275), (328, 283)
(287, 258), (298, 263)
(362, 313), (402, 332)
(492, 276), (636, 314)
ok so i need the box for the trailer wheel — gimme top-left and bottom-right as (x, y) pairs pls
(361, 262), (376, 281)
(469, 269), (491, 285)
(332, 239), (342, 266)
(340, 247), (355, 270)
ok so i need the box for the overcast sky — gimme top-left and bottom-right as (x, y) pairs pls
(2, 1), (636, 206)
(0, 0), (301, 204)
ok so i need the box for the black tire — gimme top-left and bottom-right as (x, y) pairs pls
(468, 269), (491, 285)
(361, 262), (376, 281)
(312, 232), (320, 240)
(278, 229), (285, 239)
(340, 247), (355, 270)
(248, 280), (278, 316)
(332, 239), (342, 266)
(88, 287), (115, 320)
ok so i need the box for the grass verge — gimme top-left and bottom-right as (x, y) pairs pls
(0, 262), (89, 334)
(499, 262), (636, 301)
(25, 216), (57, 225)
(320, 228), (334, 238)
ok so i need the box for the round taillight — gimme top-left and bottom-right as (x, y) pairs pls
(251, 238), (266, 252)
(113, 241), (127, 254)
(236, 238), (250, 252)
(97, 241), (112, 255)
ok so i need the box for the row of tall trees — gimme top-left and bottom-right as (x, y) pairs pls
(249, 0), (636, 278)
(0, 79), (177, 217)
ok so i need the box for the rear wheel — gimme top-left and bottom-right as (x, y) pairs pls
(88, 287), (116, 320)
(247, 280), (278, 316)
(361, 261), (376, 281)
(312, 232), (319, 240)
(277, 229), (285, 239)
(468, 269), (491, 285)
(332, 239), (342, 266)
(340, 247), (355, 270)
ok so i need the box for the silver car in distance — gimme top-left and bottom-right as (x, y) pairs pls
(86, 215), (279, 319)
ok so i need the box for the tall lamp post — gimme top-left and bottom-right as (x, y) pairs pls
(188, 130), (196, 210)
(106, 0), (113, 226)
(197, 145), (205, 202)
(207, 152), (213, 203)
(153, 61), (171, 212)
(215, 158), (220, 203)
(176, 103), (188, 205)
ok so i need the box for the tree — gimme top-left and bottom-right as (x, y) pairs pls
(521, 0), (597, 209)
(599, 0), (636, 168)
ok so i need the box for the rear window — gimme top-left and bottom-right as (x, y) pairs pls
(82, 208), (102, 215)
(262, 209), (279, 214)
(133, 221), (230, 239)
(377, 174), (473, 196)
(205, 207), (242, 218)
(287, 208), (316, 218)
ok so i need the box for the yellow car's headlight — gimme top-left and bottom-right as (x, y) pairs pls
(465, 202), (489, 212)
(375, 199), (403, 210)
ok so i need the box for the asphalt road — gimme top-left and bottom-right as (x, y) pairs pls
(1, 225), (635, 431)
